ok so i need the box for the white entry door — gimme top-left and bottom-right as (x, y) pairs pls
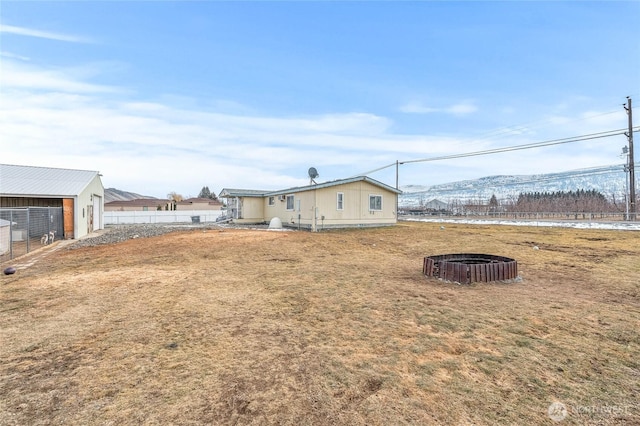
(93, 195), (102, 230)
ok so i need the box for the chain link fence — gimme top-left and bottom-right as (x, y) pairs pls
(0, 207), (64, 262)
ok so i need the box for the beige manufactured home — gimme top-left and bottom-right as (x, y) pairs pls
(219, 176), (402, 231)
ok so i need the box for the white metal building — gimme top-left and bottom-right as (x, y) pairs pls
(0, 164), (105, 239)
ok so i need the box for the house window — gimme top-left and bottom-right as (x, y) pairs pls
(286, 195), (295, 210)
(337, 192), (344, 210)
(268, 196), (275, 206)
(369, 195), (382, 211)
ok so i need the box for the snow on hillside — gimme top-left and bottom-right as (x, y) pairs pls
(403, 217), (640, 231)
(400, 167), (630, 207)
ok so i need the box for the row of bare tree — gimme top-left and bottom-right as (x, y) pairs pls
(406, 189), (636, 216)
(506, 190), (616, 213)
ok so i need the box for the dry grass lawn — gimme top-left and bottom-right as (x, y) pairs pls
(1, 222), (638, 425)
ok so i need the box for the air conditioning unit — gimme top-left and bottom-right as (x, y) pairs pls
(278, 195), (286, 201)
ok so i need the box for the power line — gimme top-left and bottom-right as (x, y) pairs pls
(355, 127), (640, 177)
(413, 96), (638, 152)
(400, 128), (637, 165)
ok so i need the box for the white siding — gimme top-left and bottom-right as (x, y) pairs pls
(75, 174), (105, 238)
(265, 181), (397, 230)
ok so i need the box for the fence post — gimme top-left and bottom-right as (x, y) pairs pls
(26, 208), (30, 254)
(10, 210), (14, 259)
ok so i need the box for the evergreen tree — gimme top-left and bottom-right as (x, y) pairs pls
(198, 186), (211, 199)
(198, 186), (218, 201)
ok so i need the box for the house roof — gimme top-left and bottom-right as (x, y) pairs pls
(105, 198), (170, 207)
(425, 199), (448, 208)
(219, 188), (269, 198)
(219, 176), (401, 198)
(177, 197), (223, 205)
(270, 176), (402, 196)
(0, 164), (102, 197)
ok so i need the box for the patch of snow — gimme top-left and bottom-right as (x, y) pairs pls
(402, 217), (640, 231)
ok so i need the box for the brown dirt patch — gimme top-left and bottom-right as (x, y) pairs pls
(1, 223), (639, 425)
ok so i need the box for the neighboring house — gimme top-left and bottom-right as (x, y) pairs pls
(219, 176), (402, 231)
(0, 164), (104, 239)
(105, 198), (173, 212)
(175, 197), (223, 211)
(105, 197), (223, 212)
(424, 199), (448, 210)
(402, 199), (450, 216)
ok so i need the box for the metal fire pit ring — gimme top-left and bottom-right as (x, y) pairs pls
(423, 253), (518, 284)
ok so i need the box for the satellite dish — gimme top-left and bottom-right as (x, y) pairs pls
(308, 167), (319, 184)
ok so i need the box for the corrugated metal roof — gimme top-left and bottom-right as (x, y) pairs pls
(0, 164), (101, 197)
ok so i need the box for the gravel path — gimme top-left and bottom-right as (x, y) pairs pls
(69, 224), (222, 249)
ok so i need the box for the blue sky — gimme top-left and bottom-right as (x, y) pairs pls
(1, 1), (639, 198)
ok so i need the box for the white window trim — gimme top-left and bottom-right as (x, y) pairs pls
(286, 195), (295, 211)
(268, 196), (275, 206)
(369, 194), (383, 211)
(337, 192), (344, 210)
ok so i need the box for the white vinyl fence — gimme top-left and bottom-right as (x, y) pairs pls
(104, 210), (224, 225)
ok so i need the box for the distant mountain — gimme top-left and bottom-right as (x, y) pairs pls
(104, 188), (156, 203)
(400, 167), (630, 207)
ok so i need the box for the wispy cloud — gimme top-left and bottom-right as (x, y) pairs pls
(0, 51), (30, 61)
(400, 100), (478, 116)
(447, 102), (478, 115)
(0, 24), (91, 43)
(3, 61), (118, 93)
(0, 57), (625, 196)
(0, 58), (474, 194)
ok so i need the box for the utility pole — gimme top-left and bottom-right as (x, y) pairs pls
(622, 146), (629, 220)
(395, 160), (400, 218)
(624, 97), (636, 220)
